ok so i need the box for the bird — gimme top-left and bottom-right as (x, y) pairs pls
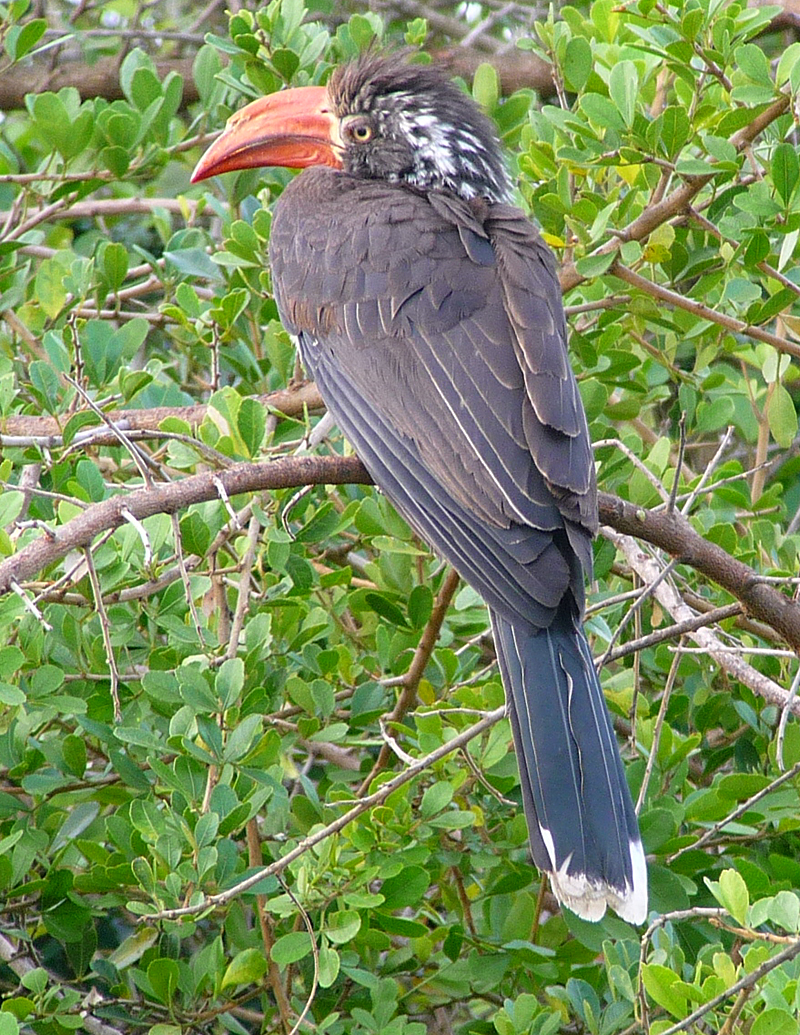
(192, 51), (648, 924)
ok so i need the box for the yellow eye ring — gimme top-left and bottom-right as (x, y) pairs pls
(351, 123), (372, 143)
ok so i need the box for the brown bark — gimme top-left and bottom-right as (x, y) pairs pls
(2, 453), (800, 655)
(0, 56), (199, 111)
(0, 382), (324, 446)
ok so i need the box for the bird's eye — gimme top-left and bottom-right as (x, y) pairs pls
(348, 121), (373, 143)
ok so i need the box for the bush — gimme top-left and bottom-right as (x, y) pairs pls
(2, 1), (800, 1033)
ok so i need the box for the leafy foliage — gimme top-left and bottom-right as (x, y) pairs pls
(2, 0), (800, 1033)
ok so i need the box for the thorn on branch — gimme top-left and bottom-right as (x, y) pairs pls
(120, 507), (153, 568)
(10, 579), (52, 630)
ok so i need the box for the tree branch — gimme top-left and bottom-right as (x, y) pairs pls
(3, 452), (800, 658)
(0, 56), (199, 111)
(599, 493), (800, 652)
(605, 528), (799, 715)
(0, 382), (324, 447)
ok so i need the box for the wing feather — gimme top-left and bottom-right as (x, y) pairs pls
(271, 170), (597, 625)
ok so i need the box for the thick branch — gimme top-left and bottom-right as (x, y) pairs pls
(0, 454), (370, 596)
(0, 56), (198, 111)
(2, 453), (800, 656)
(599, 493), (800, 652)
(0, 46), (553, 113)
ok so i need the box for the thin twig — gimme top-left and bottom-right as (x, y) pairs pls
(596, 556), (679, 671)
(680, 426), (734, 516)
(225, 515), (262, 661)
(667, 413), (686, 514)
(605, 602), (743, 663)
(612, 262), (800, 361)
(607, 529), (800, 715)
(668, 757), (800, 863)
(594, 439), (670, 503)
(635, 643), (683, 813)
(10, 579), (52, 630)
(776, 662), (800, 770)
(83, 547), (121, 721)
(359, 567), (461, 794)
(246, 819), (293, 1033)
(279, 877), (320, 1035)
(171, 512), (207, 652)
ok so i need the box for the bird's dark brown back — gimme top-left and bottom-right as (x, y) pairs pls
(271, 166), (597, 628)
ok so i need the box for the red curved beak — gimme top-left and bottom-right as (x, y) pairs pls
(191, 86), (342, 182)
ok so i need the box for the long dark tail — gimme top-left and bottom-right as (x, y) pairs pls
(491, 606), (647, 923)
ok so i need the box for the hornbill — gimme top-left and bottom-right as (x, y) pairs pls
(192, 52), (648, 923)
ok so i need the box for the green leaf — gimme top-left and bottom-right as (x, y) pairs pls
(696, 396), (735, 433)
(772, 142), (799, 205)
(7, 18), (46, 61)
(271, 931), (312, 966)
(130, 67), (163, 113)
(120, 370), (153, 402)
(707, 868), (749, 925)
(221, 948), (267, 989)
(271, 47), (299, 81)
(0, 491), (24, 527)
(563, 37), (592, 92)
(147, 958), (180, 1005)
(0, 1011), (21, 1035)
(318, 945), (340, 988)
(102, 242), (129, 293)
(216, 657), (244, 710)
(119, 48), (157, 106)
(61, 734), (86, 778)
(737, 43), (773, 87)
(108, 928), (159, 968)
(62, 411), (102, 447)
(29, 360), (61, 413)
(193, 45), (222, 106)
(0, 683), (25, 706)
(608, 60), (638, 128)
(29, 92), (73, 158)
(237, 397), (266, 457)
(364, 591), (409, 628)
(222, 714), (262, 763)
(472, 63), (499, 111)
(768, 383), (797, 449)
(751, 1009), (797, 1035)
(20, 969), (47, 995)
(641, 963), (689, 1019)
(180, 510), (212, 556)
(295, 502), (345, 544)
(407, 585), (433, 628)
(420, 781), (454, 818)
(325, 910), (361, 945)
(100, 146), (130, 177)
(777, 41), (800, 86)
(575, 251), (616, 279)
(380, 866), (429, 910)
(404, 17), (428, 46)
(34, 258), (66, 319)
(768, 890), (800, 933)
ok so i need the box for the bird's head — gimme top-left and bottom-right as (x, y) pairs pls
(192, 52), (512, 204)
